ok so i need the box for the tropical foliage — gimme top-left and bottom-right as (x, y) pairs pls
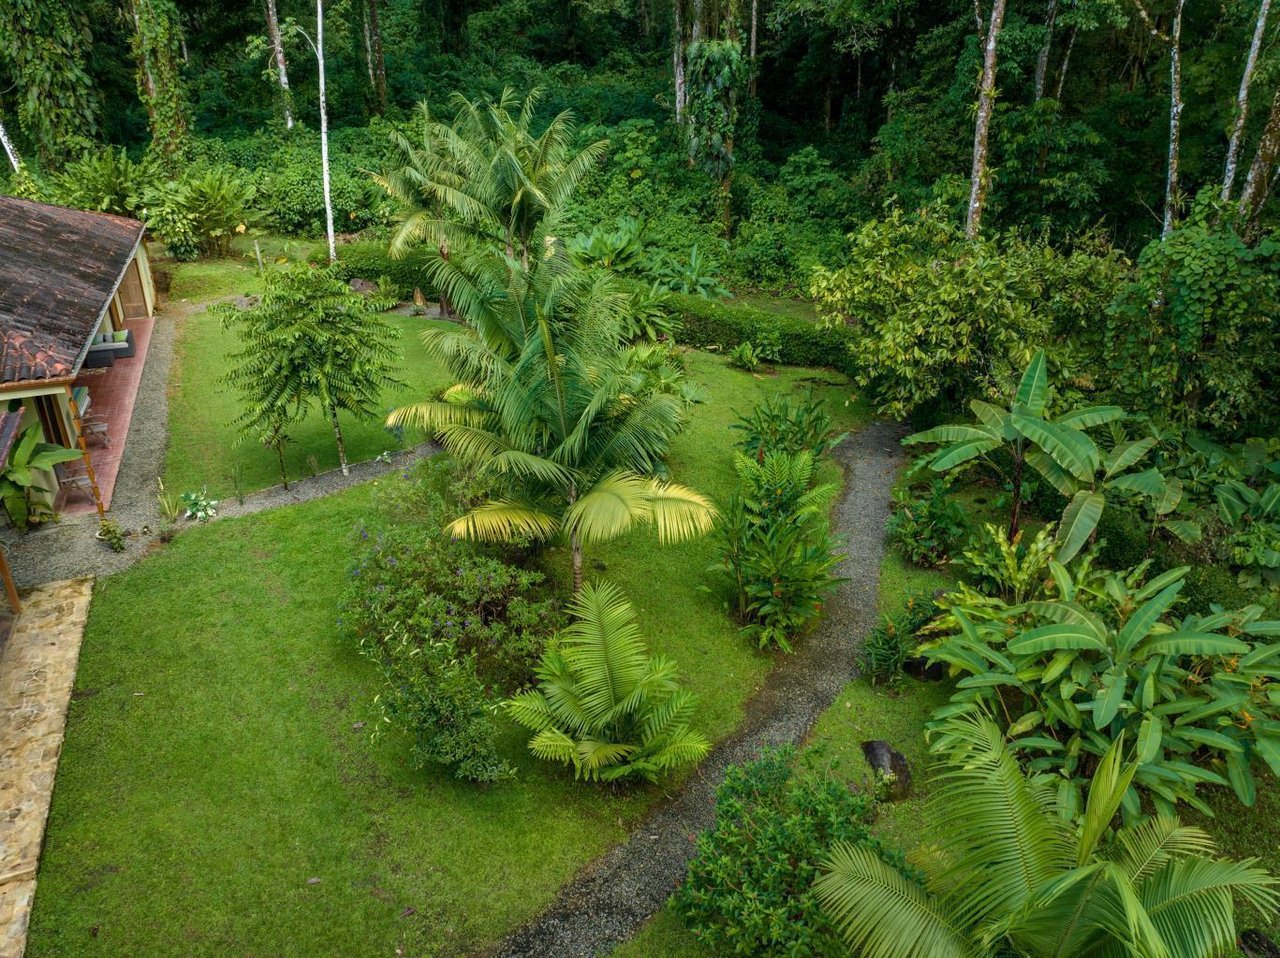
(0, 421), (82, 530)
(923, 563), (1280, 815)
(506, 581), (709, 783)
(816, 715), (1280, 958)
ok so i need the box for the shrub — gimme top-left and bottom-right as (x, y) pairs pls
(506, 581), (709, 783)
(886, 479), (968, 568)
(859, 593), (937, 687)
(328, 241), (439, 301)
(1094, 503), (1151, 570)
(663, 291), (857, 373)
(677, 746), (896, 957)
(727, 340), (761, 371)
(732, 391), (846, 461)
(715, 451), (845, 651)
(54, 147), (146, 218)
(1179, 563), (1259, 615)
(365, 629), (514, 783)
(343, 522), (561, 692)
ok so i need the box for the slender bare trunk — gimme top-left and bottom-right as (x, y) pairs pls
(692, 0), (704, 43)
(1163, 0), (1186, 237)
(275, 442), (289, 489)
(0, 116), (20, 173)
(265, 0), (294, 129)
(673, 0), (687, 122)
(571, 532), (583, 592)
(328, 402), (349, 476)
(368, 0), (387, 114)
(317, 0), (336, 263)
(1033, 0), (1058, 102)
(966, 0), (1008, 240)
(1223, 0), (1272, 201)
(362, 6), (375, 87)
(748, 0), (759, 97)
(1240, 87), (1280, 237)
(1053, 24), (1077, 101)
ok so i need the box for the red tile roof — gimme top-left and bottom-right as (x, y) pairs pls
(0, 196), (144, 386)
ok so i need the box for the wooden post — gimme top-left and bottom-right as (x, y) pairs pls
(65, 386), (105, 520)
(0, 547), (20, 615)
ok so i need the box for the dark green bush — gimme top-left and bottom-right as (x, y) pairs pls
(886, 479), (969, 568)
(664, 292), (858, 374)
(677, 746), (896, 957)
(327, 241), (439, 301)
(1177, 564), (1258, 616)
(1095, 505), (1151, 571)
(860, 592), (938, 687)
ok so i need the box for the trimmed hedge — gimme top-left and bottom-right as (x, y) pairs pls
(664, 292), (858, 375)
(324, 241), (438, 301)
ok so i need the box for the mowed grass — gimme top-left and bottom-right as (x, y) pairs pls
(29, 351), (869, 957)
(162, 256), (453, 498)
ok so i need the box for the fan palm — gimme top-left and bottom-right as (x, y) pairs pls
(375, 86), (607, 270)
(815, 714), (1279, 958)
(388, 242), (715, 591)
(505, 580), (709, 782)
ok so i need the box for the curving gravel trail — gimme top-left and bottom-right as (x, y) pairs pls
(489, 419), (905, 958)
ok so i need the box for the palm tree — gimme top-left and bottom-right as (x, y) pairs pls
(389, 244), (715, 591)
(505, 580), (709, 782)
(375, 87), (607, 270)
(815, 715), (1279, 958)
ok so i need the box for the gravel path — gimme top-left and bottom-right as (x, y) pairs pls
(489, 420), (905, 958)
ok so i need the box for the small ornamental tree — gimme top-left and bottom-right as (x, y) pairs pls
(217, 265), (404, 477)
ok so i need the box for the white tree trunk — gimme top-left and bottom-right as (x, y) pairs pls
(748, 0), (759, 98)
(1239, 87), (1280, 235)
(1053, 24), (1077, 101)
(1033, 0), (1058, 102)
(265, 0), (294, 129)
(317, 0), (336, 263)
(0, 116), (21, 173)
(673, 0), (687, 122)
(1162, 0), (1186, 237)
(966, 0), (1008, 240)
(1223, 0), (1272, 201)
(362, 4), (375, 87)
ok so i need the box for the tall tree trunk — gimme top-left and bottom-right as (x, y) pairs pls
(265, 0), (294, 129)
(673, 0), (688, 122)
(1053, 24), (1077, 101)
(1223, 0), (1272, 201)
(1033, 0), (1059, 102)
(1162, 0), (1186, 237)
(362, 6), (375, 87)
(328, 402), (349, 476)
(129, 0), (159, 113)
(748, 0), (758, 97)
(317, 0), (337, 263)
(0, 116), (20, 173)
(368, 0), (387, 114)
(1133, 0), (1186, 238)
(1239, 86), (1280, 237)
(966, 0), (1008, 240)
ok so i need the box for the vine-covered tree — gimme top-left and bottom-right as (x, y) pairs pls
(0, 0), (99, 166)
(127, 0), (189, 158)
(686, 39), (746, 234)
(217, 265), (404, 477)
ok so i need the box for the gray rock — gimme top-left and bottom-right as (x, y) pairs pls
(861, 740), (912, 800)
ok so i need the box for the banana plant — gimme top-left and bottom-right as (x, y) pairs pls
(905, 349), (1183, 564)
(0, 422), (83, 531)
(1216, 479), (1280, 590)
(924, 564), (1280, 817)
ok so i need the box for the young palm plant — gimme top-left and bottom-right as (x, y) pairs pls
(375, 86), (607, 269)
(506, 580), (709, 782)
(388, 244), (715, 590)
(815, 714), (1279, 958)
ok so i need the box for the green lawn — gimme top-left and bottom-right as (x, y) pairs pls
(162, 256), (454, 499)
(30, 349), (869, 957)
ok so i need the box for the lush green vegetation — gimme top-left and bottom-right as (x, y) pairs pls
(10, 0), (1280, 952)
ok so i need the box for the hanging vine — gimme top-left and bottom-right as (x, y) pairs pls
(127, 0), (190, 159)
(0, 0), (99, 167)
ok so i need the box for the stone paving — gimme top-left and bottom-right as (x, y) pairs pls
(0, 578), (94, 958)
